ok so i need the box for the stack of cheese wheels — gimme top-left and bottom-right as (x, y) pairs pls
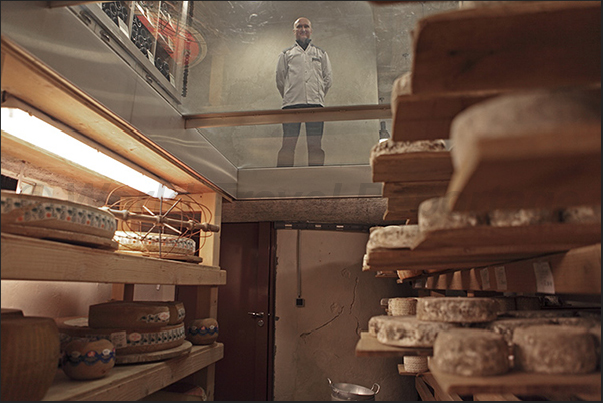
(57, 301), (187, 357)
(388, 298), (418, 316)
(373, 315), (456, 348)
(432, 328), (510, 376)
(513, 325), (597, 374)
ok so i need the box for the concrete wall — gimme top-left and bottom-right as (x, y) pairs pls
(274, 229), (417, 401)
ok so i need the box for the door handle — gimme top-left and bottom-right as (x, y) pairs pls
(247, 311), (264, 318)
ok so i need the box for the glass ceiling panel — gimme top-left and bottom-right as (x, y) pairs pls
(177, 1), (458, 168)
(196, 118), (391, 169)
(179, 1), (459, 115)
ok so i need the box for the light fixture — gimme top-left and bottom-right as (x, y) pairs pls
(1, 107), (178, 199)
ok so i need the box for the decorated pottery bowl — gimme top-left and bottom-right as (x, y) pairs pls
(61, 339), (116, 380)
(1, 190), (117, 239)
(186, 318), (219, 345)
(114, 230), (196, 255)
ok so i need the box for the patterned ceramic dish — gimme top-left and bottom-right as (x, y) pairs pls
(114, 230), (196, 256)
(1, 190), (117, 240)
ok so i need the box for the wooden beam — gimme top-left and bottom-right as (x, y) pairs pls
(184, 104), (391, 129)
(448, 125), (601, 213)
(372, 151), (453, 183)
(411, 1), (601, 95)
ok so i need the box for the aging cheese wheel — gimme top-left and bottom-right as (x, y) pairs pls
(432, 328), (510, 376)
(366, 225), (419, 250)
(488, 208), (558, 227)
(368, 315), (398, 337)
(513, 325), (597, 374)
(375, 315), (457, 348)
(416, 297), (498, 323)
(418, 197), (486, 233)
(485, 317), (556, 347)
(1, 316), (60, 401)
(137, 301), (186, 325)
(562, 205), (601, 224)
(56, 316), (185, 355)
(449, 89), (600, 170)
(370, 139), (447, 162)
(388, 298), (418, 316)
(114, 231), (196, 256)
(89, 301), (171, 328)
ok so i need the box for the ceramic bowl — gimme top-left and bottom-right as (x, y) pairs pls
(186, 318), (219, 345)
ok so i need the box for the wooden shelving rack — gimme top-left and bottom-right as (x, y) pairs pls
(366, 1), (601, 401)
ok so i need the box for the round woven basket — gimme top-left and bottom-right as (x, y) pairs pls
(404, 355), (429, 373)
(388, 298), (418, 316)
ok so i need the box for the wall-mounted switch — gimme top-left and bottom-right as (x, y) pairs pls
(296, 298), (305, 307)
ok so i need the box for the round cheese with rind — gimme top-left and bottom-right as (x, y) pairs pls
(416, 297), (498, 323)
(513, 325), (597, 374)
(375, 315), (457, 347)
(432, 328), (510, 376)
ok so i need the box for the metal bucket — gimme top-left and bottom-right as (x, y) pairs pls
(327, 378), (380, 401)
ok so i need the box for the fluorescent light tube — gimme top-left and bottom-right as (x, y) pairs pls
(1, 107), (177, 199)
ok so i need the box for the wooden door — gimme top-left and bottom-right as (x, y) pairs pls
(214, 222), (276, 401)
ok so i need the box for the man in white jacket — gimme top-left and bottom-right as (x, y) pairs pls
(276, 17), (333, 167)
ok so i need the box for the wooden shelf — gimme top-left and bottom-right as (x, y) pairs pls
(421, 243), (601, 295)
(365, 245), (545, 272)
(372, 152), (452, 183)
(391, 90), (500, 142)
(355, 332), (432, 357)
(42, 343), (224, 401)
(1, 233), (226, 286)
(410, 1), (600, 95)
(413, 222), (601, 253)
(398, 364), (427, 377)
(429, 364), (601, 397)
(447, 125), (601, 213)
(382, 180), (449, 200)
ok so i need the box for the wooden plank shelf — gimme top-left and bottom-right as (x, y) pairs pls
(446, 117), (601, 214)
(42, 343), (224, 401)
(364, 245), (548, 272)
(382, 180), (449, 199)
(1, 233), (226, 286)
(355, 332), (432, 357)
(412, 222), (601, 253)
(421, 243), (601, 295)
(391, 90), (500, 142)
(410, 1), (600, 95)
(398, 364), (427, 377)
(372, 152), (452, 183)
(429, 364), (601, 397)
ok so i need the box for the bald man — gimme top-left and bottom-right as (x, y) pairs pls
(276, 17), (333, 167)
